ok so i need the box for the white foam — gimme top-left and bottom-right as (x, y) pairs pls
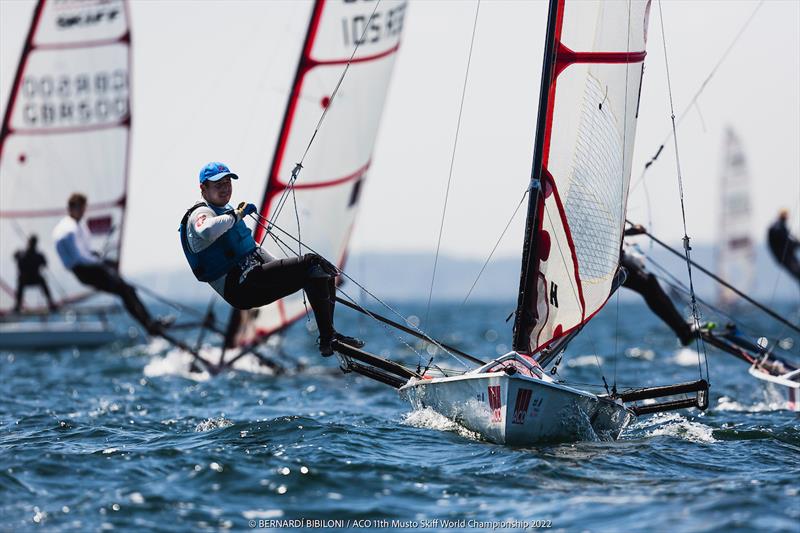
(567, 354), (603, 368)
(143, 347), (210, 382)
(634, 412), (716, 443)
(242, 510), (283, 520)
(672, 347), (702, 367)
(716, 393), (788, 413)
(401, 407), (482, 442)
(195, 416), (234, 432)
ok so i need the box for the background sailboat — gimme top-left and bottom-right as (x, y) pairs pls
(216, 0), (407, 366)
(0, 0), (132, 348)
(716, 127), (754, 307)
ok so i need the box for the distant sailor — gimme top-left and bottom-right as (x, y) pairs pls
(179, 162), (363, 356)
(53, 193), (167, 334)
(767, 209), (800, 284)
(621, 225), (695, 346)
(13, 234), (56, 313)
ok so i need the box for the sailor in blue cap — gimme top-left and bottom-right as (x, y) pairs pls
(180, 162), (363, 356)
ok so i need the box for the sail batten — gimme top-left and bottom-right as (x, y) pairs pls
(514, 0), (652, 353)
(0, 0), (131, 313)
(227, 0), (407, 346)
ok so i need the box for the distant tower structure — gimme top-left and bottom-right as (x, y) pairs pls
(717, 127), (755, 306)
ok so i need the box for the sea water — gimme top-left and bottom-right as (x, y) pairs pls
(1, 301), (798, 532)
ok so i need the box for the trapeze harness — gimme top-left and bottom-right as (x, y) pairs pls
(179, 202), (257, 283)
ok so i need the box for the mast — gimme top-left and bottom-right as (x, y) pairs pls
(512, 0), (560, 353)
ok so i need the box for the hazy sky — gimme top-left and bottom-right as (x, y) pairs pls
(1, 0), (798, 276)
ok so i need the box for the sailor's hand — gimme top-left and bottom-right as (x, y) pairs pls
(234, 202), (258, 221)
(624, 224), (647, 236)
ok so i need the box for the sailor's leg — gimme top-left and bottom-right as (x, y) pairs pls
(73, 264), (155, 330)
(14, 279), (24, 312)
(36, 278), (56, 310)
(623, 269), (693, 345)
(783, 255), (800, 283)
(228, 254), (335, 339)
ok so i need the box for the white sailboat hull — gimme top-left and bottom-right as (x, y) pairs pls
(748, 366), (800, 412)
(400, 368), (633, 445)
(0, 320), (119, 350)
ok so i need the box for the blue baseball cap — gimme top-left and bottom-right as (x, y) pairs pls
(199, 162), (239, 184)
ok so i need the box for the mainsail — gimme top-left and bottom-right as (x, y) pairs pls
(716, 127), (754, 306)
(0, 0), (131, 312)
(514, 0), (652, 353)
(227, 0), (406, 346)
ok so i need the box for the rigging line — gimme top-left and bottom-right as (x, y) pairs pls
(462, 188), (528, 305)
(612, 0), (634, 389)
(264, 226), (443, 370)
(267, 0), (383, 231)
(425, 0), (482, 327)
(249, 213), (472, 368)
(628, 219), (800, 334)
(657, 0), (709, 384)
(648, 259), (788, 358)
(632, 0), (765, 192)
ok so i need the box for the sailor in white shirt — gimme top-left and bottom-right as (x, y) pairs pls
(53, 193), (164, 334)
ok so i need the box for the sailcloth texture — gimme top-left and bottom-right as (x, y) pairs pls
(524, 0), (652, 352)
(227, 0), (407, 346)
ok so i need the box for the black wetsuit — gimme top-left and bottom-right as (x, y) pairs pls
(620, 249), (693, 345)
(13, 247), (55, 312)
(72, 262), (157, 332)
(768, 218), (800, 283)
(223, 251), (336, 342)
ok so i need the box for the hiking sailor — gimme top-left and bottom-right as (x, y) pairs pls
(179, 162), (364, 356)
(52, 193), (168, 334)
(13, 234), (56, 313)
(621, 225), (696, 346)
(767, 209), (800, 284)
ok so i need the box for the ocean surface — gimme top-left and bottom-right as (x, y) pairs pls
(1, 300), (798, 532)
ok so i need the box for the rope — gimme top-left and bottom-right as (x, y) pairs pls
(249, 213), (474, 369)
(632, 0), (765, 191)
(425, 0), (481, 328)
(657, 0), (710, 384)
(462, 188), (528, 305)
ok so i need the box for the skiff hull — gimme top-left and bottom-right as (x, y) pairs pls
(0, 321), (119, 350)
(400, 372), (633, 445)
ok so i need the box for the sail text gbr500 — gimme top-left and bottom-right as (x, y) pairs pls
(0, 0), (131, 313)
(224, 0), (407, 349)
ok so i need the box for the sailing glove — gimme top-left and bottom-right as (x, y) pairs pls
(233, 202), (258, 221)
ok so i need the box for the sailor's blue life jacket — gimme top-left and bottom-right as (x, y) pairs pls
(179, 202), (257, 282)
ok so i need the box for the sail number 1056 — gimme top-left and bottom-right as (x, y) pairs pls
(341, 1), (406, 46)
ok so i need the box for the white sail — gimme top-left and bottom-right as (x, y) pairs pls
(0, 0), (131, 312)
(229, 0), (407, 345)
(519, 0), (652, 353)
(716, 127), (754, 306)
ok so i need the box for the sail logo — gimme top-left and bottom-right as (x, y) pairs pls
(487, 386), (501, 423)
(511, 388), (533, 425)
(52, 0), (122, 30)
(18, 70), (129, 128)
(341, 1), (406, 47)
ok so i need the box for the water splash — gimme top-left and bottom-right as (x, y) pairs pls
(195, 416), (234, 432)
(634, 412), (716, 443)
(401, 407), (482, 442)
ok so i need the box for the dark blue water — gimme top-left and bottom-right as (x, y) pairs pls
(1, 301), (798, 532)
